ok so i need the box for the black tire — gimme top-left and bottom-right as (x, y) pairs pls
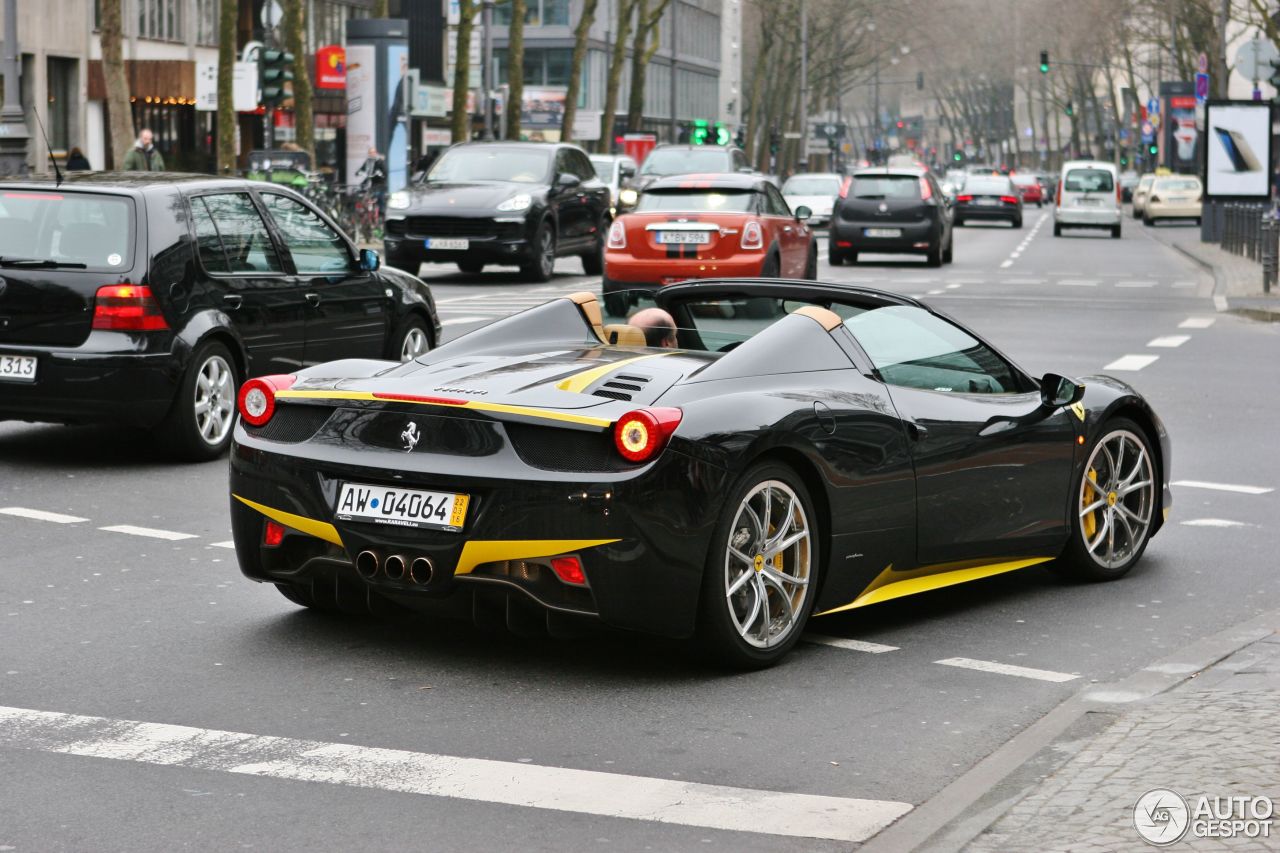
(696, 461), (822, 669)
(388, 314), (432, 362)
(157, 339), (239, 462)
(1132, 207), (1141, 220)
(1055, 418), (1158, 582)
(581, 219), (606, 275)
(1012, 216), (1023, 229)
(1053, 223), (1062, 237)
(603, 291), (630, 318)
(759, 251), (780, 279)
(942, 235), (954, 264)
(457, 260), (484, 275)
(520, 220), (556, 282)
(1195, 217), (1202, 226)
(803, 244), (818, 279)
(1111, 225), (1122, 239)
(954, 217), (965, 227)
(827, 246), (844, 266)
(926, 241), (943, 267)
(1143, 215), (1153, 226)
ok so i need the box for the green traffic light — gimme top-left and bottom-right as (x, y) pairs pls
(1148, 144), (1158, 155)
(953, 152), (962, 161)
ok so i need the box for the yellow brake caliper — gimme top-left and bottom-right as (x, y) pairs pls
(1083, 469), (1099, 538)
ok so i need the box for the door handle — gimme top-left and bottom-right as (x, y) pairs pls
(222, 294), (242, 310)
(906, 421), (929, 441)
(305, 292), (321, 307)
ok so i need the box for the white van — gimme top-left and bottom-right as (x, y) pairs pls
(1053, 160), (1121, 238)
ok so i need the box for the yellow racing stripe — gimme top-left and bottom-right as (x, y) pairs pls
(813, 557), (1054, 617)
(273, 390), (612, 428)
(554, 353), (672, 394)
(233, 495), (344, 547)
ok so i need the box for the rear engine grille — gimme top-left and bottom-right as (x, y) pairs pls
(505, 422), (633, 473)
(404, 217), (524, 240)
(245, 405), (332, 443)
(591, 373), (651, 402)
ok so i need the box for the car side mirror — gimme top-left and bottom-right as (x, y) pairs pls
(794, 205), (812, 221)
(1040, 373), (1084, 408)
(620, 165), (636, 179)
(557, 172), (581, 189)
(359, 248), (381, 272)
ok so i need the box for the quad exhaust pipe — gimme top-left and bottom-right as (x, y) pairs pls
(354, 550), (434, 586)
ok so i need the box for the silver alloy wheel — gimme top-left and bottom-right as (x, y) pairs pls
(1079, 428), (1155, 569)
(539, 227), (555, 278)
(194, 354), (235, 446)
(400, 325), (429, 361)
(724, 480), (812, 649)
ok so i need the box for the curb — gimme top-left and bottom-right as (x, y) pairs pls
(1162, 236), (1280, 321)
(859, 607), (1280, 853)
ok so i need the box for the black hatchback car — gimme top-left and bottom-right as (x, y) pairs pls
(0, 173), (440, 460)
(828, 168), (954, 267)
(383, 141), (612, 282)
(953, 174), (1024, 228)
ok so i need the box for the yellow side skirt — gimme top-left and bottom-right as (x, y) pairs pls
(814, 556), (1054, 617)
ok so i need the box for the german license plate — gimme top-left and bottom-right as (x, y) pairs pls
(655, 231), (710, 244)
(1078, 197), (1100, 205)
(424, 238), (469, 251)
(335, 482), (470, 531)
(864, 228), (901, 238)
(0, 354), (37, 383)
(976, 198), (997, 206)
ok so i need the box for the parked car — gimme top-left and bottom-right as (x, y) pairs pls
(0, 173), (440, 459)
(1011, 173), (1044, 207)
(1119, 170), (1140, 202)
(1131, 174), (1156, 219)
(602, 173), (816, 316)
(588, 153), (639, 214)
(383, 141), (612, 281)
(1053, 160), (1121, 238)
(1143, 176), (1203, 225)
(954, 174), (1023, 228)
(829, 167), (954, 266)
(780, 172), (843, 227)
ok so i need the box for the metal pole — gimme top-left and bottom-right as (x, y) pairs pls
(264, 20), (275, 151)
(0, 0), (31, 176)
(481, 0), (495, 140)
(799, 0), (808, 168)
(873, 56), (880, 163)
(669, 0), (678, 143)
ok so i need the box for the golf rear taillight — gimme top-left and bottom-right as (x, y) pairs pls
(263, 520), (286, 547)
(236, 374), (296, 427)
(92, 284), (168, 331)
(1000, 195), (1019, 205)
(956, 194), (973, 203)
(613, 407), (682, 463)
(550, 556), (587, 586)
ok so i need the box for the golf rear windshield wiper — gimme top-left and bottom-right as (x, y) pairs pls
(0, 258), (89, 269)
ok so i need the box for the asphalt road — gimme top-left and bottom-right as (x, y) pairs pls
(1, 212), (1277, 852)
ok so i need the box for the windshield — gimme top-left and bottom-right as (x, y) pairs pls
(634, 189), (757, 213)
(1064, 169), (1115, 192)
(426, 147), (551, 184)
(0, 190), (134, 270)
(1154, 178), (1200, 192)
(782, 176), (841, 195)
(589, 157), (615, 180)
(639, 149), (731, 176)
(850, 175), (921, 199)
(962, 178), (1013, 194)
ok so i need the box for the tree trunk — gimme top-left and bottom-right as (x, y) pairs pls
(505, 0), (527, 139)
(99, 0), (134, 169)
(283, 0), (314, 163)
(373, 0), (388, 17)
(561, 0), (599, 142)
(451, 0), (478, 143)
(599, 0), (638, 152)
(625, 0), (671, 133)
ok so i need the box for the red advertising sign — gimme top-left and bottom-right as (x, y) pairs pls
(315, 45), (346, 90)
(1169, 96), (1196, 109)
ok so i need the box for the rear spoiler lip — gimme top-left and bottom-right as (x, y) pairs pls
(271, 389), (615, 430)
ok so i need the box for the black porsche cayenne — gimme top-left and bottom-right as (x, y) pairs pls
(382, 141), (612, 281)
(0, 173), (440, 460)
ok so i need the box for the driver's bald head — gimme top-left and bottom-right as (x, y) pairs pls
(630, 307), (678, 348)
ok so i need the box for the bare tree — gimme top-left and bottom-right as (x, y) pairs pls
(283, 0), (314, 162)
(599, 0), (640, 151)
(99, 0), (134, 169)
(373, 0), (389, 17)
(625, 0), (673, 134)
(451, 0), (479, 143)
(505, 0), (528, 140)
(216, 0), (237, 173)
(561, 0), (601, 141)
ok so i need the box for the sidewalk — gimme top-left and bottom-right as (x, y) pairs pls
(1146, 225), (1280, 321)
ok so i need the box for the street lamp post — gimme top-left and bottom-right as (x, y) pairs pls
(799, 0), (808, 168)
(481, 0), (495, 140)
(0, 0), (31, 176)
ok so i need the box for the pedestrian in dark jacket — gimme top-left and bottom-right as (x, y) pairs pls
(66, 147), (91, 171)
(123, 129), (166, 171)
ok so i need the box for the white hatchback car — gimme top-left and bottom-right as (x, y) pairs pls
(1054, 160), (1121, 239)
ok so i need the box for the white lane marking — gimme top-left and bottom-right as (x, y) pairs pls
(1057, 279), (1099, 287)
(99, 525), (198, 541)
(1214, 294), (1228, 311)
(1005, 277), (1045, 284)
(0, 507), (88, 524)
(1115, 281), (1157, 288)
(1172, 280), (1197, 288)
(1147, 335), (1191, 348)
(999, 260), (1013, 268)
(945, 283), (962, 289)
(1173, 480), (1274, 495)
(803, 635), (900, 654)
(210, 541), (236, 549)
(1104, 354), (1159, 371)
(927, 289), (945, 295)
(934, 658), (1079, 683)
(0, 705), (912, 843)
(1179, 518), (1251, 528)
(440, 316), (490, 326)
(1179, 317), (1216, 328)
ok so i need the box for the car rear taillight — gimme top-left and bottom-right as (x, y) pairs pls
(1000, 195), (1019, 205)
(550, 556), (587, 586)
(919, 177), (933, 200)
(1056, 180), (1063, 207)
(263, 520), (286, 547)
(1116, 183), (1123, 203)
(956, 194), (974, 203)
(838, 176), (852, 198)
(614, 407), (682, 463)
(740, 220), (764, 250)
(236, 374), (296, 428)
(606, 220), (627, 249)
(92, 284), (168, 331)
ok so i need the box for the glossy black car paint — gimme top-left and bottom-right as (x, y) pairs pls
(382, 142), (612, 275)
(953, 176), (1024, 226)
(230, 279), (1172, 641)
(828, 168), (953, 264)
(0, 173), (440, 432)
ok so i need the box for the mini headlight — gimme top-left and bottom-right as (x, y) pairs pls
(619, 188), (638, 207)
(497, 193), (532, 211)
(388, 191), (411, 210)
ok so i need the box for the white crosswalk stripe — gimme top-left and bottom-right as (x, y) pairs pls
(934, 658), (1079, 683)
(99, 525), (198, 541)
(0, 507), (88, 524)
(1104, 354), (1159, 371)
(804, 635), (900, 654)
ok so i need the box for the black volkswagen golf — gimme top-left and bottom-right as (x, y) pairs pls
(382, 141), (612, 281)
(0, 173), (440, 460)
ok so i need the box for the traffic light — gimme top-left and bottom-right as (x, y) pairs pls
(1039, 51), (1049, 74)
(1148, 143), (1158, 156)
(689, 119), (709, 145)
(953, 150), (963, 162)
(260, 48), (295, 108)
(1065, 100), (1074, 117)
(916, 72), (924, 90)
(769, 130), (780, 154)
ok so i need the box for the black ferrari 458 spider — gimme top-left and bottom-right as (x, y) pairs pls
(229, 279), (1171, 668)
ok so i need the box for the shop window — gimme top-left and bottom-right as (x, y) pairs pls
(46, 57), (76, 153)
(496, 0), (569, 26)
(138, 0), (183, 42)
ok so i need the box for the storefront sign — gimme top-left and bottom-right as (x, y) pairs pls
(316, 45), (346, 90)
(195, 62), (218, 112)
(233, 61), (259, 112)
(413, 85), (451, 118)
(422, 128), (452, 147)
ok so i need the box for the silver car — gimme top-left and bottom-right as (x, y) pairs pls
(1053, 160), (1122, 239)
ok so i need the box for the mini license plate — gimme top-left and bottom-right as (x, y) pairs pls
(424, 238), (469, 251)
(655, 231), (711, 244)
(335, 482), (470, 531)
(0, 354), (37, 383)
(864, 228), (901, 238)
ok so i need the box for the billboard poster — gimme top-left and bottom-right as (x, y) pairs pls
(386, 44), (409, 192)
(1165, 95), (1199, 172)
(345, 44), (376, 184)
(1204, 101), (1273, 199)
(521, 87), (567, 132)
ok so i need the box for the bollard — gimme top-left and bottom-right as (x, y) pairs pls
(1267, 217), (1278, 294)
(1226, 204), (1237, 254)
